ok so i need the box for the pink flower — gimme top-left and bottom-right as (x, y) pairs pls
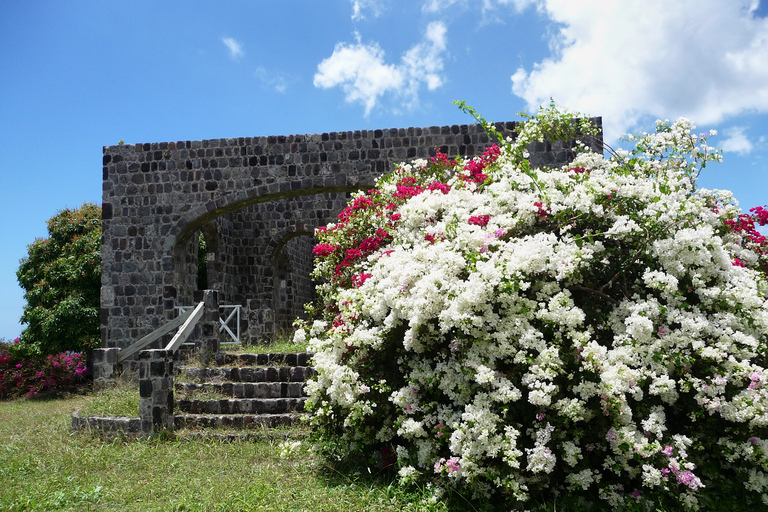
(468, 215), (490, 227)
(426, 182), (451, 194)
(394, 185), (424, 199)
(351, 196), (373, 210)
(352, 272), (372, 288)
(749, 206), (768, 226)
(313, 243), (337, 258)
(359, 236), (382, 252)
(533, 202), (549, 217)
(676, 470), (704, 490)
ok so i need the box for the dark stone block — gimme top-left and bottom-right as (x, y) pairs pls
(152, 406), (164, 424)
(150, 361), (165, 376)
(139, 379), (152, 397)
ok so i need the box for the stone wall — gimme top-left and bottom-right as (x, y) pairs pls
(101, 119), (602, 348)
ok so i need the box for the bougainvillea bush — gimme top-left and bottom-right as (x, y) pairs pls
(296, 104), (768, 510)
(0, 338), (87, 400)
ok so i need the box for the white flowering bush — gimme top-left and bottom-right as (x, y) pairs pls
(297, 104), (768, 510)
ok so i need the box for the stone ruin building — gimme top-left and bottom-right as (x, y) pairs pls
(100, 118), (602, 350)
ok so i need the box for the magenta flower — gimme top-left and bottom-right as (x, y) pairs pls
(313, 243), (337, 258)
(468, 215), (490, 227)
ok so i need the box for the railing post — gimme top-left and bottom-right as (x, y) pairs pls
(195, 289), (221, 363)
(139, 349), (174, 435)
(92, 348), (122, 388)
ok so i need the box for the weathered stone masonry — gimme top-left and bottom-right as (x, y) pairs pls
(101, 119), (602, 350)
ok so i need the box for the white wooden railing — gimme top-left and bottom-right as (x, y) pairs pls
(176, 304), (242, 345)
(116, 302), (205, 363)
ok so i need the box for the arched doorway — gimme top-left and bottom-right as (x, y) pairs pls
(169, 186), (364, 344)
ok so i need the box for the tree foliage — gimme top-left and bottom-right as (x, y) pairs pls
(16, 203), (101, 355)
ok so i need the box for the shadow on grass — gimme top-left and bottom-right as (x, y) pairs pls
(315, 452), (501, 512)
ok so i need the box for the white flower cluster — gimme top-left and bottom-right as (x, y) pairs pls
(302, 106), (768, 509)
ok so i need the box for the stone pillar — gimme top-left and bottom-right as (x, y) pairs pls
(139, 349), (174, 435)
(92, 348), (121, 389)
(194, 289), (221, 362)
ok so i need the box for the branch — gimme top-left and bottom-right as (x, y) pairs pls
(570, 285), (619, 305)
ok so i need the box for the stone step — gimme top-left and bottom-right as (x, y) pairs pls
(175, 429), (306, 443)
(175, 413), (301, 430)
(176, 397), (307, 415)
(214, 352), (314, 367)
(176, 381), (308, 399)
(178, 365), (315, 383)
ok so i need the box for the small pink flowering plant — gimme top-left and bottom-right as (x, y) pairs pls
(298, 103), (768, 510)
(0, 338), (87, 399)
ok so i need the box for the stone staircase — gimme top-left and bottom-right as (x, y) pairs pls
(173, 351), (315, 432)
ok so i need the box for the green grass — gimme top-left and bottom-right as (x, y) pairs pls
(78, 381), (140, 418)
(0, 395), (448, 512)
(231, 329), (309, 354)
(1, 394), (759, 512)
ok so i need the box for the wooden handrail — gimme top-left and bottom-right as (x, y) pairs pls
(165, 302), (205, 352)
(116, 302), (203, 363)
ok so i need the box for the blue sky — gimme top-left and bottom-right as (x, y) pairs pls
(1, 0), (767, 341)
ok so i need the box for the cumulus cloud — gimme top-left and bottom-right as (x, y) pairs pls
(221, 37), (244, 60)
(722, 126), (755, 154)
(314, 21), (448, 116)
(510, 0), (768, 141)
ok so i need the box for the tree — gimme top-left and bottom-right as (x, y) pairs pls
(16, 203), (101, 355)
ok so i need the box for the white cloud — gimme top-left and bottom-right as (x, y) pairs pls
(221, 37), (244, 60)
(510, 0), (768, 142)
(722, 126), (754, 154)
(422, 0), (465, 13)
(314, 22), (448, 116)
(255, 66), (291, 94)
(423, 0), (537, 16)
(350, 0), (384, 21)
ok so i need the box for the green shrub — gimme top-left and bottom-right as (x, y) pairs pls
(0, 338), (88, 399)
(298, 104), (768, 510)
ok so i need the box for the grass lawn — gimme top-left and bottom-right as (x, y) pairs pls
(2, 392), (760, 511)
(0, 394), (447, 512)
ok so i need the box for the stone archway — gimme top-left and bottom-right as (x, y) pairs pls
(167, 186), (362, 344)
(100, 119), (602, 349)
